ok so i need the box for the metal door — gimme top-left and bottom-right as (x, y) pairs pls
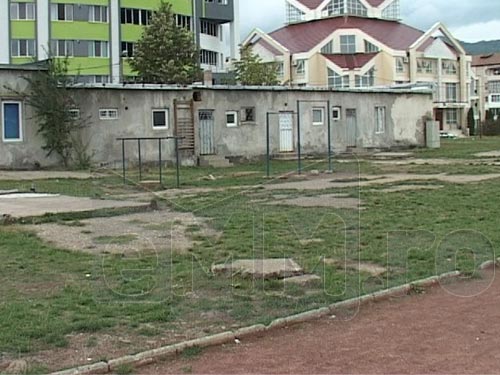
(346, 109), (357, 147)
(199, 110), (215, 155)
(279, 112), (294, 152)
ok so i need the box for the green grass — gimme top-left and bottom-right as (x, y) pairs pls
(1, 139), (500, 370)
(93, 234), (138, 245)
(414, 137), (500, 159)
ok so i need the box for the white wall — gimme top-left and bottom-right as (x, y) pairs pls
(0, 0), (10, 63)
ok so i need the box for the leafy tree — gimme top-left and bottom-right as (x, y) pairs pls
(8, 58), (90, 167)
(234, 46), (280, 86)
(130, 2), (200, 84)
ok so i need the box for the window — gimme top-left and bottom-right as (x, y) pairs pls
(332, 107), (341, 121)
(442, 60), (457, 75)
(51, 40), (74, 57)
(226, 111), (238, 127)
(89, 41), (109, 58)
(200, 49), (218, 66)
(295, 59), (306, 75)
(321, 40), (334, 54)
(346, 0), (367, 16)
(51, 4), (73, 21)
(395, 57), (405, 73)
(417, 59), (435, 74)
(323, 0), (344, 16)
(121, 42), (134, 58)
(488, 81), (500, 94)
(364, 40), (379, 53)
(242, 107), (255, 122)
(2, 102), (22, 142)
(176, 14), (191, 30)
(68, 109), (80, 120)
(381, 0), (400, 20)
(355, 68), (375, 88)
(340, 35), (356, 54)
(277, 62), (284, 79)
(446, 109), (458, 126)
(99, 109), (118, 120)
(10, 2), (36, 20)
(152, 109), (169, 129)
(286, 2), (305, 23)
(201, 20), (218, 37)
(89, 6), (108, 23)
(490, 94), (500, 103)
(328, 68), (349, 88)
(120, 8), (151, 25)
(312, 107), (324, 126)
(446, 83), (458, 102)
(375, 106), (386, 134)
(11, 39), (35, 57)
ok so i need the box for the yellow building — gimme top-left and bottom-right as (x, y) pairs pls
(243, 0), (473, 133)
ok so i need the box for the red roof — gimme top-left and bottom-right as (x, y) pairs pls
(365, 0), (387, 7)
(323, 52), (378, 69)
(472, 53), (500, 67)
(254, 38), (283, 56)
(295, 0), (388, 10)
(269, 16), (424, 53)
(295, 0), (324, 10)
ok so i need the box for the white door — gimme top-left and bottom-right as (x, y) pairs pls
(279, 112), (294, 152)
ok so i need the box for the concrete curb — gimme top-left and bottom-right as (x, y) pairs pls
(50, 270), (464, 375)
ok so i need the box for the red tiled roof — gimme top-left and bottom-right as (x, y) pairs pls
(365, 0), (386, 7)
(472, 53), (500, 67)
(295, 0), (324, 10)
(323, 52), (378, 69)
(269, 16), (424, 53)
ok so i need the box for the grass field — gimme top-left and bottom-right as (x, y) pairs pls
(1, 138), (500, 372)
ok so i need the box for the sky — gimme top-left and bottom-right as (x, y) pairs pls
(239, 0), (500, 43)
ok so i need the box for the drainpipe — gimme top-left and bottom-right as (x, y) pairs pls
(289, 54), (293, 87)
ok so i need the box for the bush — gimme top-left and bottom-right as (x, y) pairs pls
(482, 119), (500, 136)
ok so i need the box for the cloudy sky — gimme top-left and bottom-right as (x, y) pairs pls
(239, 0), (500, 42)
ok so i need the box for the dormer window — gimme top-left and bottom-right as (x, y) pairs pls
(340, 35), (356, 54)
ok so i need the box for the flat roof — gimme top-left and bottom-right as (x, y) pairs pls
(70, 83), (432, 95)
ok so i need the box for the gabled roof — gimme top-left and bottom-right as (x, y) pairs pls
(323, 52), (378, 69)
(295, 0), (324, 10)
(472, 53), (500, 67)
(268, 16), (425, 53)
(253, 38), (284, 56)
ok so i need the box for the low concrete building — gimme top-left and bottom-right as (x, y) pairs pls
(1, 66), (433, 168)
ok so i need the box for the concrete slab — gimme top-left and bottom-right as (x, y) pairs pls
(0, 195), (148, 218)
(283, 275), (321, 286)
(212, 259), (304, 280)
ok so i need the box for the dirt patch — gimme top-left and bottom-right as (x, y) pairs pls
(26, 210), (220, 255)
(0, 171), (102, 181)
(265, 173), (500, 191)
(267, 194), (361, 210)
(475, 151), (500, 158)
(376, 184), (444, 193)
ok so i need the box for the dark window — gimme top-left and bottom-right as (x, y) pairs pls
(141, 10), (147, 25)
(57, 4), (65, 20)
(152, 110), (168, 128)
(132, 9), (140, 24)
(243, 107), (255, 122)
(120, 8), (126, 23)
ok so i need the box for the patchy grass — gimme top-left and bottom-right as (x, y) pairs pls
(2, 139), (500, 370)
(93, 234), (138, 245)
(414, 137), (500, 159)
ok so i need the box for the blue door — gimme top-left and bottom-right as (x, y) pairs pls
(3, 103), (21, 140)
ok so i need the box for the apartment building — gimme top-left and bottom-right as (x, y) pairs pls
(243, 0), (473, 132)
(1, 0), (240, 83)
(472, 53), (500, 121)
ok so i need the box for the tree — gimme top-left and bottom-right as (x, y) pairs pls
(234, 46), (280, 86)
(8, 58), (90, 167)
(130, 2), (199, 84)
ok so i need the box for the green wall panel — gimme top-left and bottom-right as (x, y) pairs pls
(51, 0), (109, 5)
(121, 59), (137, 76)
(121, 25), (144, 41)
(11, 57), (35, 64)
(66, 57), (110, 75)
(11, 21), (36, 39)
(120, 0), (192, 15)
(51, 22), (109, 40)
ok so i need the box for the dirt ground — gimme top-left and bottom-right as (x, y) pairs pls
(142, 270), (500, 374)
(26, 210), (220, 255)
